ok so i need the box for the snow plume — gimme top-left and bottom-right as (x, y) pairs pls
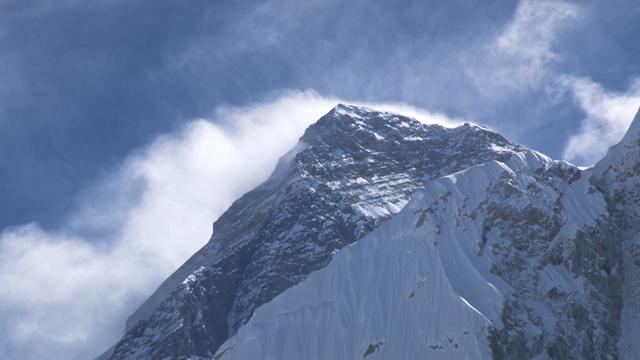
(561, 76), (640, 165)
(0, 90), (461, 360)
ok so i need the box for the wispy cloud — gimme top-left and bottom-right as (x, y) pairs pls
(0, 91), (335, 360)
(560, 76), (640, 165)
(1, 1), (637, 359)
(495, 0), (579, 70)
(0, 91), (461, 360)
(465, 0), (581, 95)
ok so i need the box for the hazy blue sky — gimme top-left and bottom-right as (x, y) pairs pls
(1, 0), (639, 229)
(1, 1), (639, 359)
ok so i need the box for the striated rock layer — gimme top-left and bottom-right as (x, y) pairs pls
(215, 150), (622, 360)
(106, 104), (640, 360)
(107, 104), (522, 359)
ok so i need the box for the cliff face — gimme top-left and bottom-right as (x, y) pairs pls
(106, 105), (640, 360)
(592, 109), (640, 359)
(214, 150), (622, 360)
(107, 104), (522, 359)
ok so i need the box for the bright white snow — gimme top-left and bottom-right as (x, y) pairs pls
(214, 150), (607, 359)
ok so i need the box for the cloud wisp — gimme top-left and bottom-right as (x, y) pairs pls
(493, 0), (580, 85)
(0, 91), (336, 360)
(0, 91), (462, 360)
(464, 0), (640, 165)
(1, 1), (637, 359)
(560, 76), (640, 165)
(464, 0), (581, 96)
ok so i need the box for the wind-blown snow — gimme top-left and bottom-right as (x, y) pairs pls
(105, 103), (521, 359)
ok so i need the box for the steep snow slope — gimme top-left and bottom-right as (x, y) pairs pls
(107, 104), (522, 359)
(592, 109), (640, 359)
(216, 150), (620, 360)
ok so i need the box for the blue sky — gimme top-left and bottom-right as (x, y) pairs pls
(2, 0), (639, 230)
(0, 0), (639, 359)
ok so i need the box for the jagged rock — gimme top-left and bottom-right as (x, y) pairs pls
(592, 108), (640, 359)
(105, 105), (640, 360)
(107, 104), (522, 359)
(214, 151), (621, 360)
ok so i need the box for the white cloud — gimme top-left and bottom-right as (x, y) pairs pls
(496, 0), (579, 65)
(0, 90), (461, 360)
(475, 0), (640, 165)
(465, 0), (580, 95)
(561, 76), (640, 165)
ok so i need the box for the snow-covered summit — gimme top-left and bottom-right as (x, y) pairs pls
(105, 104), (523, 359)
(101, 105), (640, 359)
(216, 149), (619, 359)
(206, 106), (640, 360)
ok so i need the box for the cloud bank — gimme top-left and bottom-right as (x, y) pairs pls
(0, 91), (462, 360)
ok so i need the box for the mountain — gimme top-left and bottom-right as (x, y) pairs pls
(591, 109), (640, 359)
(212, 108), (639, 359)
(215, 150), (619, 359)
(105, 104), (523, 359)
(106, 104), (640, 360)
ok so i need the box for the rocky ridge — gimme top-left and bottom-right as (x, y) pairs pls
(106, 104), (522, 359)
(213, 149), (622, 360)
(106, 105), (640, 360)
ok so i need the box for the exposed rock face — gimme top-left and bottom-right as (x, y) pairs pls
(485, 160), (621, 360)
(105, 105), (640, 360)
(107, 104), (522, 359)
(212, 150), (623, 360)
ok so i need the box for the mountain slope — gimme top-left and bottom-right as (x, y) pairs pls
(214, 150), (621, 360)
(107, 104), (523, 359)
(592, 109), (640, 359)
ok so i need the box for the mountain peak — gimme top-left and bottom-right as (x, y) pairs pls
(331, 102), (365, 112)
(323, 102), (417, 126)
(324, 103), (492, 134)
(331, 102), (375, 113)
(593, 107), (640, 182)
(106, 105), (524, 360)
(619, 107), (640, 145)
(324, 103), (442, 128)
(299, 103), (427, 149)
